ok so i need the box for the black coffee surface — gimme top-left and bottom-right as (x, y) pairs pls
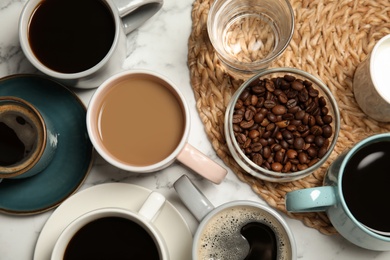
(64, 217), (160, 260)
(241, 222), (277, 260)
(343, 141), (390, 232)
(28, 0), (115, 73)
(0, 122), (25, 166)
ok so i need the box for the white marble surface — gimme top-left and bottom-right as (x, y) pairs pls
(0, 0), (390, 259)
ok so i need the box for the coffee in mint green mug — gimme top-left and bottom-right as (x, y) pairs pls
(285, 133), (390, 251)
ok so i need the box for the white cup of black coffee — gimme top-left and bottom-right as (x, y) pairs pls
(51, 191), (169, 260)
(19, 0), (163, 89)
(0, 97), (57, 179)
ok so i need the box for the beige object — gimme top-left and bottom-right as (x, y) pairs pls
(188, 0), (390, 235)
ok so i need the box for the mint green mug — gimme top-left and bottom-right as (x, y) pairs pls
(285, 133), (390, 251)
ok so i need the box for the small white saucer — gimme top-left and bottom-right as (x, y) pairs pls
(34, 183), (192, 259)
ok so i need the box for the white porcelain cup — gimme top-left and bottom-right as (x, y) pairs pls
(353, 34), (390, 122)
(19, 0), (163, 89)
(86, 70), (227, 184)
(51, 191), (169, 260)
(174, 175), (297, 259)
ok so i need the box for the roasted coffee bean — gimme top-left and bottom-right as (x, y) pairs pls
(233, 124), (241, 133)
(284, 75), (296, 82)
(323, 114), (333, 124)
(286, 99), (297, 109)
(298, 152), (309, 164)
(282, 161), (292, 172)
(322, 125), (333, 138)
(251, 85), (266, 95)
(291, 80), (304, 91)
(275, 150), (285, 163)
(272, 105), (287, 115)
(263, 146), (271, 158)
(254, 112), (265, 123)
(276, 120), (289, 128)
(310, 125), (323, 136)
(267, 113), (277, 122)
(286, 149), (298, 159)
(252, 153), (263, 166)
(240, 120), (254, 129)
(264, 100), (276, 109)
(278, 93), (288, 104)
(245, 110), (254, 121)
(318, 146), (328, 158)
(249, 129), (260, 139)
(232, 74), (334, 173)
(282, 130), (293, 140)
(294, 137), (305, 150)
(233, 114), (243, 123)
(319, 96), (327, 107)
(288, 105), (300, 114)
(314, 136), (325, 147)
(307, 146), (318, 157)
(251, 143), (263, 152)
(236, 133), (246, 144)
(271, 162), (283, 172)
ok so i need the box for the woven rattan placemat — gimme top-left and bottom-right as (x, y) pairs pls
(188, 0), (390, 235)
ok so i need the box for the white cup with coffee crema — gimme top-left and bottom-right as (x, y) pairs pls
(353, 34), (390, 122)
(0, 97), (58, 179)
(87, 70), (227, 184)
(51, 191), (169, 260)
(174, 175), (297, 259)
(286, 133), (390, 251)
(19, 0), (163, 89)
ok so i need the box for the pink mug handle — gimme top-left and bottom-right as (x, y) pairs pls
(176, 143), (227, 184)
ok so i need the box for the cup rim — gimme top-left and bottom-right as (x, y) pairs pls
(192, 200), (297, 259)
(337, 133), (390, 241)
(207, 0), (295, 73)
(18, 0), (121, 79)
(51, 207), (169, 260)
(86, 69), (190, 172)
(0, 96), (47, 178)
(224, 67), (341, 181)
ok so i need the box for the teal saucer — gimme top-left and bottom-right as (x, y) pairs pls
(0, 75), (93, 214)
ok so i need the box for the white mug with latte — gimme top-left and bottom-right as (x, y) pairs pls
(86, 70), (227, 184)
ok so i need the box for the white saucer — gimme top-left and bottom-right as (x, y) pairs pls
(34, 183), (193, 259)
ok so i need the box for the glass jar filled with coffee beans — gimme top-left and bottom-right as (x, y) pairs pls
(225, 68), (340, 182)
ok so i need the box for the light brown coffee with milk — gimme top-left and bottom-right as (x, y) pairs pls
(96, 75), (185, 166)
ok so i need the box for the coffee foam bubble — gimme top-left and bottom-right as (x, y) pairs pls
(197, 205), (291, 260)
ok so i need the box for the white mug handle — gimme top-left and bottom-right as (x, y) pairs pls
(113, 0), (163, 34)
(138, 191), (166, 222)
(174, 175), (215, 222)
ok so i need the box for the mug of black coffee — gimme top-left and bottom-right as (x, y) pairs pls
(286, 133), (390, 251)
(19, 0), (163, 89)
(0, 97), (57, 179)
(174, 175), (296, 259)
(51, 191), (169, 259)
